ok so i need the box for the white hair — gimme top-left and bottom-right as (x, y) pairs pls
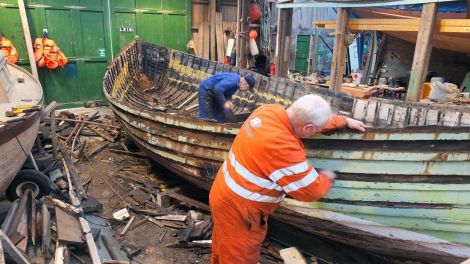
(289, 95), (332, 127)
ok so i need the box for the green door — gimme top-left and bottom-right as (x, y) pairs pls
(0, 0), (111, 107)
(294, 35), (310, 74)
(0, 0), (191, 106)
(110, 0), (191, 57)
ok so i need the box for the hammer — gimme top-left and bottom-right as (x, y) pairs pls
(5, 105), (41, 117)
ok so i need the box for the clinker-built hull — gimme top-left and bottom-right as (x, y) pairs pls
(104, 40), (470, 263)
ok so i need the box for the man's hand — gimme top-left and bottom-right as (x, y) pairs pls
(321, 170), (336, 182)
(346, 117), (367, 132)
(224, 100), (234, 110)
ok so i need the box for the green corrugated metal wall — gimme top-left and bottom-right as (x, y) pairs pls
(0, 0), (191, 106)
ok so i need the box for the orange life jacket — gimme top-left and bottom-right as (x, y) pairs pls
(34, 37), (68, 70)
(0, 36), (19, 64)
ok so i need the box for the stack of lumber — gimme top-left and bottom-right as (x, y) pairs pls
(192, 0), (227, 61)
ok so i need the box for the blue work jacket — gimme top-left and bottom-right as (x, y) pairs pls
(199, 73), (240, 106)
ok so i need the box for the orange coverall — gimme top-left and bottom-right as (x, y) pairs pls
(209, 104), (347, 264)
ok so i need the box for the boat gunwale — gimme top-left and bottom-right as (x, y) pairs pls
(0, 111), (41, 145)
(107, 93), (470, 138)
(103, 40), (470, 135)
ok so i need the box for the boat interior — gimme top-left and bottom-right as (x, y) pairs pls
(105, 40), (470, 129)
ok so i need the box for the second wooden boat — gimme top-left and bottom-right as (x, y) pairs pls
(0, 55), (43, 196)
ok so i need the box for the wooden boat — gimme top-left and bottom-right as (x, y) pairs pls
(0, 55), (43, 194)
(353, 6), (470, 54)
(104, 40), (470, 263)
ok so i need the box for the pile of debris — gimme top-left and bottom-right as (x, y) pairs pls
(0, 107), (128, 263)
(0, 143), (110, 263)
(105, 160), (215, 256)
(53, 109), (122, 162)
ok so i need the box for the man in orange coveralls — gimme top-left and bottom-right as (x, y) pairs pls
(209, 94), (367, 263)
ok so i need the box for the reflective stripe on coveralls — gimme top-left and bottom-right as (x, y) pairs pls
(223, 151), (321, 203)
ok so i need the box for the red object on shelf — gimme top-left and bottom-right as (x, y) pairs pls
(249, 1), (261, 22)
(269, 63), (276, 77)
(249, 30), (258, 39)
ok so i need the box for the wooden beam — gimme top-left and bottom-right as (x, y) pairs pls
(17, 0), (38, 79)
(59, 145), (88, 200)
(313, 18), (470, 33)
(406, 3), (437, 102)
(307, 34), (317, 75)
(467, 0), (470, 19)
(0, 238), (5, 264)
(330, 8), (349, 91)
(61, 158), (101, 264)
(216, 10), (225, 62)
(54, 241), (67, 264)
(0, 230), (29, 264)
(41, 199), (51, 256)
(54, 118), (120, 129)
(274, 6), (293, 78)
(236, 0), (242, 66)
(236, 0), (249, 68)
(277, 0), (457, 9)
(202, 21), (210, 60)
(209, 0), (216, 60)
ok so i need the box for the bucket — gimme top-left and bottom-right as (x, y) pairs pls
(422, 82), (431, 99)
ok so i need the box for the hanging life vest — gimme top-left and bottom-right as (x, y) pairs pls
(0, 36), (19, 64)
(34, 37), (68, 70)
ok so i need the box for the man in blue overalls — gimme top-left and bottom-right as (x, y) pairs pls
(198, 73), (255, 123)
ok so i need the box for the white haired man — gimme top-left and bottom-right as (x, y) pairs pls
(209, 94), (366, 264)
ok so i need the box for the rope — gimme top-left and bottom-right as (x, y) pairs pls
(15, 136), (28, 158)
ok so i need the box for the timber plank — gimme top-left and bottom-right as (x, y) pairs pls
(0, 238), (4, 264)
(406, 3), (437, 102)
(0, 231), (29, 264)
(202, 21), (210, 60)
(279, 247), (307, 264)
(55, 206), (84, 245)
(209, 0), (216, 60)
(215, 11), (225, 62)
(330, 8), (349, 91)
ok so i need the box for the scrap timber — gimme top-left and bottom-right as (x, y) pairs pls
(103, 39), (470, 263)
